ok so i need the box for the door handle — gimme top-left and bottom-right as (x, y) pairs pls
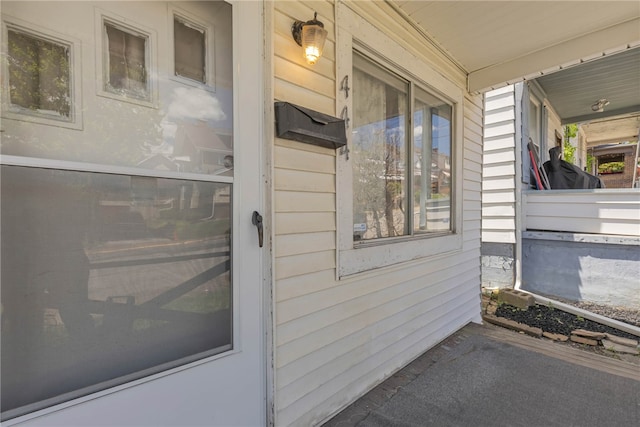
(252, 211), (263, 248)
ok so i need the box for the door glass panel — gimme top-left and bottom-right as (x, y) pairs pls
(1, 1), (233, 176)
(1, 1), (236, 420)
(1, 165), (232, 417)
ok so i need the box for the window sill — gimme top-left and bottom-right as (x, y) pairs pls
(1, 109), (83, 131)
(339, 232), (462, 278)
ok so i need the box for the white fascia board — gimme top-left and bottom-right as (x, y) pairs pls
(469, 17), (640, 94)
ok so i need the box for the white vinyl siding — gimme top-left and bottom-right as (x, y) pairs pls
(482, 86), (517, 244)
(524, 190), (640, 236)
(272, 1), (481, 426)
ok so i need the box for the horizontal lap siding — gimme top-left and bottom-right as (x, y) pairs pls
(273, 0), (338, 291)
(273, 2), (481, 425)
(273, 2), (340, 426)
(463, 95), (484, 251)
(524, 191), (640, 236)
(482, 87), (517, 244)
(277, 254), (481, 426)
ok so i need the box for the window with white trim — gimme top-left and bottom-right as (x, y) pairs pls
(337, 6), (463, 277)
(521, 81), (548, 187)
(1, 18), (81, 129)
(7, 28), (70, 117)
(169, 5), (216, 90)
(104, 22), (149, 100)
(174, 16), (206, 83)
(95, 10), (155, 106)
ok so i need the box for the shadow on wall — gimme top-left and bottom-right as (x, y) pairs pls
(521, 236), (640, 311)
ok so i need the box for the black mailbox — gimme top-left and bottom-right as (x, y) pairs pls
(275, 102), (347, 150)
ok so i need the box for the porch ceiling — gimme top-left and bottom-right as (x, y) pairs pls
(390, 1), (640, 92)
(390, 1), (640, 146)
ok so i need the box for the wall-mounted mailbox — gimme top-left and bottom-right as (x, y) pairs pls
(275, 102), (347, 150)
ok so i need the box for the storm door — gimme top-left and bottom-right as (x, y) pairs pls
(0, 1), (265, 425)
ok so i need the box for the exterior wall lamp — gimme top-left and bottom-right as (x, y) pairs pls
(291, 12), (328, 65)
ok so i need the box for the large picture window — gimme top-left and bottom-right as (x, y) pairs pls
(337, 7), (463, 277)
(352, 52), (452, 242)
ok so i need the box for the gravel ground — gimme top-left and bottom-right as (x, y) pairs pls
(495, 303), (639, 341)
(532, 293), (640, 328)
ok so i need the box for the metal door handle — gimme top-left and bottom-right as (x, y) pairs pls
(252, 211), (263, 248)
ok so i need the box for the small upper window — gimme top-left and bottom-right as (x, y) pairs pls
(174, 16), (206, 83)
(7, 28), (71, 119)
(104, 22), (149, 100)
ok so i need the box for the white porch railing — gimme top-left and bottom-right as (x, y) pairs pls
(523, 189), (640, 237)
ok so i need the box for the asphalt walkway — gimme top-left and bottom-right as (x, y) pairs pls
(323, 322), (640, 427)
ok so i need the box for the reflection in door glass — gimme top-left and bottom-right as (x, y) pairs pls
(1, 166), (232, 418)
(1, 1), (233, 176)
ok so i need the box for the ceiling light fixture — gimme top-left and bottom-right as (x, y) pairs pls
(591, 98), (610, 112)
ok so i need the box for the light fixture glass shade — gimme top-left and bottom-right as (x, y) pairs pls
(301, 24), (327, 65)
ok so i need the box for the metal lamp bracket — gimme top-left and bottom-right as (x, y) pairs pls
(291, 12), (323, 47)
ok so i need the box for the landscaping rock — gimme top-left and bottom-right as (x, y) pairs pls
(483, 314), (543, 337)
(570, 335), (598, 346)
(604, 334), (638, 348)
(601, 339), (640, 355)
(572, 329), (606, 340)
(494, 303), (639, 341)
(542, 332), (569, 342)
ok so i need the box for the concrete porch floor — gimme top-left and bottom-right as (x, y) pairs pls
(322, 322), (640, 427)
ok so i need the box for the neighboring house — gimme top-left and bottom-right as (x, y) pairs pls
(482, 68), (640, 311)
(481, 81), (565, 289)
(590, 142), (639, 188)
(1, 1), (639, 426)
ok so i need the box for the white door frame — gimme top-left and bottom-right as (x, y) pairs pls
(1, 1), (269, 425)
